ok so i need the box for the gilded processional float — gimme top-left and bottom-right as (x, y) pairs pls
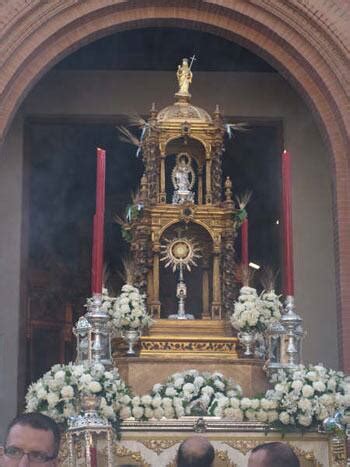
(23, 59), (350, 466)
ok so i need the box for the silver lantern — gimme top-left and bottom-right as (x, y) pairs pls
(66, 394), (114, 467)
(73, 294), (113, 368)
(267, 295), (304, 371)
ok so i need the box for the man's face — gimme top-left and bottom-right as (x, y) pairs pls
(2, 424), (57, 466)
(248, 450), (268, 467)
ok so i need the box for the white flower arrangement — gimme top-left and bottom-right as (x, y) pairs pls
(108, 284), (153, 332)
(259, 289), (282, 329)
(150, 369), (242, 417)
(25, 362), (131, 427)
(230, 286), (262, 332)
(230, 286), (282, 333)
(265, 364), (350, 428)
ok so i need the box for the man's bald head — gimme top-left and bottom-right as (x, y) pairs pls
(177, 436), (215, 467)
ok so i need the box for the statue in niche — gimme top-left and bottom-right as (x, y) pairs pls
(172, 153), (195, 204)
(177, 58), (193, 96)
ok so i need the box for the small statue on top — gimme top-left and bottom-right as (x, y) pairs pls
(176, 58), (193, 96)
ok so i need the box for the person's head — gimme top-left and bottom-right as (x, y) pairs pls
(2, 413), (60, 467)
(177, 436), (215, 467)
(248, 442), (300, 467)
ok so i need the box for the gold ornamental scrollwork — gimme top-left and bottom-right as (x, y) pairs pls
(225, 440), (260, 455)
(140, 339), (237, 353)
(140, 439), (183, 455)
(114, 445), (151, 467)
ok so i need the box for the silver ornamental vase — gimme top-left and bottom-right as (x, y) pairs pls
(238, 330), (256, 356)
(122, 329), (140, 356)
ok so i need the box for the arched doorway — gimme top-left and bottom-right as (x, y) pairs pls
(0, 1), (349, 436)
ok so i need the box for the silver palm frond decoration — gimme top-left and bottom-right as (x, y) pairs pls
(117, 125), (141, 147)
(235, 191), (252, 210)
(225, 122), (250, 139)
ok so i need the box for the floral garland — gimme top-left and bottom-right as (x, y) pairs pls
(230, 286), (281, 333)
(26, 365), (350, 431)
(25, 362), (131, 428)
(108, 284), (153, 332)
(265, 364), (350, 429)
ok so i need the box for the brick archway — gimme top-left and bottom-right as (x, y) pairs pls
(0, 0), (349, 369)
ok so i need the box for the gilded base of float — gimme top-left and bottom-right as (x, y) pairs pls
(58, 420), (344, 466)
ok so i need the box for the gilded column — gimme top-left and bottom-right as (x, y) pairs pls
(198, 167), (203, 205)
(159, 153), (166, 203)
(211, 244), (221, 319)
(202, 259), (210, 318)
(205, 158), (212, 204)
(152, 242), (161, 318)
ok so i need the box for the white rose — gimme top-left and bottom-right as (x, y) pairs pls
(279, 411), (290, 425)
(152, 396), (162, 408)
(240, 398), (251, 409)
(214, 380), (225, 391)
(141, 395), (153, 406)
(302, 385), (314, 398)
(183, 383), (195, 393)
(153, 407), (164, 419)
(37, 388), (47, 400)
(119, 406), (131, 419)
(120, 394), (131, 405)
(132, 396), (141, 406)
(257, 410), (268, 422)
(72, 365), (85, 377)
(165, 387), (177, 397)
(245, 409), (257, 421)
(298, 414), (313, 426)
(54, 370), (65, 380)
(229, 398), (240, 409)
(193, 376), (205, 387)
(267, 411), (279, 422)
(89, 381), (102, 393)
(313, 381), (326, 392)
(201, 386), (214, 396)
(162, 397), (173, 407)
(61, 386), (74, 399)
(47, 393), (59, 407)
(164, 406), (175, 418)
(306, 371), (318, 381)
(80, 374), (92, 385)
(298, 398), (312, 412)
(132, 406), (144, 419)
(250, 399), (260, 410)
(144, 407), (154, 419)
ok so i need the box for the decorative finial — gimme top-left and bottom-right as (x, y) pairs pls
(176, 58), (193, 100)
